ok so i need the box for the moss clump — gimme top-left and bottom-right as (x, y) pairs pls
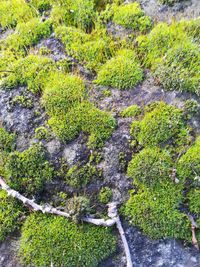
(123, 185), (190, 240)
(130, 102), (190, 149)
(120, 104), (141, 118)
(0, 128), (16, 152)
(127, 147), (173, 188)
(29, 0), (51, 12)
(1, 55), (55, 93)
(95, 49), (143, 89)
(99, 187), (113, 204)
(55, 26), (116, 71)
(136, 22), (188, 69)
(0, 0), (35, 29)
(4, 143), (54, 196)
(42, 73), (86, 116)
(3, 18), (52, 55)
(112, 3), (152, 32)
(34, 126), (49, 140)
(0, 190), (23, 241)
(42, 74), (115, 148)
(66, 163), (99, 189)
(19, 213), (116, 267)
(154, 42), (200, 95)
(177, 137), (200, 185)
(51, 0), (96, 31)
(188, 188), (200, 215)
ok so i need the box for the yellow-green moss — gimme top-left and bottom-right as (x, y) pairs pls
(95, 49), (143, 89)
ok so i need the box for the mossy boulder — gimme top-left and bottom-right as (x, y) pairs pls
(19, 213), (116, 267)
(95, 49), (143, 90)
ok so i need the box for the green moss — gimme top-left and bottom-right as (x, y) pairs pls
(0, 128), (16, 152)
(177, 136), (200, 185)
(95, 49), (143, 89)
(112, 3), (152, 32)
(120, 104), (141, 117)
(29, 0), (51, 12)
(154, 41), (200, 95)
(19, 213), (116, 267)
(159, 0), (181, 5)
(42, 74), (115, 147)
(51, 0), (95, 31)
(123, 185), (190, 240)
(0, 0), (35, 29)
(99, 187), (113, 204)
(131, 102), (191, 149)
(55, 26), (116, 71)
(2, 18), (52, 55)
(11, 95), (33, 109)
(1, 55), (55, 92)
(4, 143), (54, 196)
(188, 188), (200, 215)
(0, 190), (23, 241)
(42, 73), (86, 116)
(66, 163), (99, 189)
(136, 22), (188, 69)
(127, 147), (173, 188)
(183, 99), (199, 116)
(34, 126), (50, 140)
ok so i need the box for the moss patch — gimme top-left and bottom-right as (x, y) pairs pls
(19, 213), (116, 267)
(95, 49), (143, 89)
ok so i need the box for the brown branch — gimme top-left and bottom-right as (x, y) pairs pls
(0, 177), (133, 267)
(188, 215), (199, 250)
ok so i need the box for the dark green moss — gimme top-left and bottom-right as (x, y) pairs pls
(0, 190), (23, 241)
(99, 187), (113, 204)
(0, 128), (16, 152)
(4, 143), (54, 196)
(19, 213), (116, 267)
(155, 41), (200, 95)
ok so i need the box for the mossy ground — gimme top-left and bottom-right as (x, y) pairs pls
(0, 0), (200, 265)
